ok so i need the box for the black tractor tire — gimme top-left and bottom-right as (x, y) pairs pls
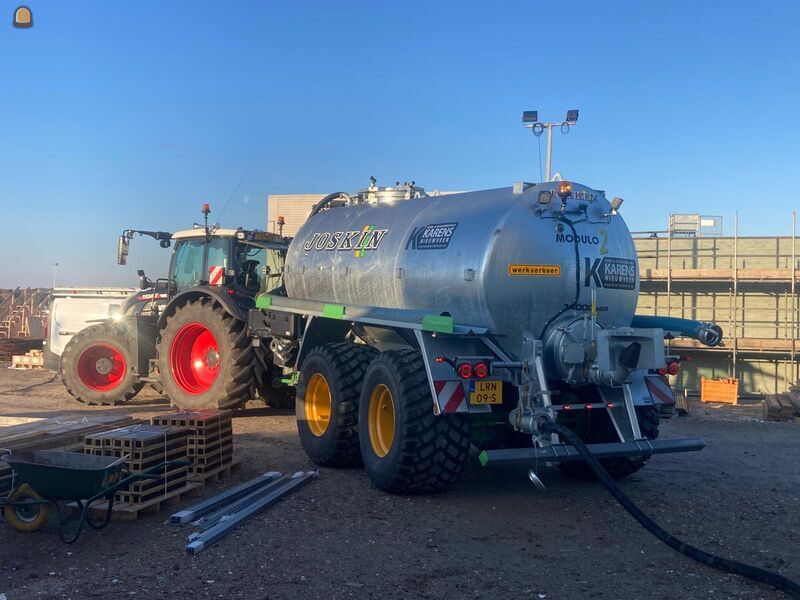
(60, 323), (144, 406)
(155, 298), (255, 410)
(253, 344), (296, 409)
(560, 405), (660, 481)
(296, 343), (377, 467)
(358, 349), (470, 494)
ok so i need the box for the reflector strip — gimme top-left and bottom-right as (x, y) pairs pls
(434, 380), (466, 413)
(209, 265), (224, 286)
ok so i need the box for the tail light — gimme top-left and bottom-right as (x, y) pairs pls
(457, 363), (473, 379)
(659, 361), (681, 376)
(667, 361), (680, 376)
(473, 362), (489, 379)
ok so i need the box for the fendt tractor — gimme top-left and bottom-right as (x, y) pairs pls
(60, 205), (292, 410)
(248, 179), (724, 493)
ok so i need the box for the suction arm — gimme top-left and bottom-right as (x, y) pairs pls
(631, 315), (723, 347)
(309, 192), (349, 218)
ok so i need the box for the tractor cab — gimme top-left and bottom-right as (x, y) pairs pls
(168, 229), (287, 298)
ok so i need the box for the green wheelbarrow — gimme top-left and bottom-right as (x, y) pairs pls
(0, 450), (188, 544)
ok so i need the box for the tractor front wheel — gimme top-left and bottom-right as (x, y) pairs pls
(60, 323), (143, 406)
(156, 298), (255, 410)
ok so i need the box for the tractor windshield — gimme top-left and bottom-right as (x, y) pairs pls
(171, 237), (231, 293)
(171, 239), (205, 292)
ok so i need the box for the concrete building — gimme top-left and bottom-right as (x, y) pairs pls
(267, 194), (324, 238)
(634, 219), (798, 397)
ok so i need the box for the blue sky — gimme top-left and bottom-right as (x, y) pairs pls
(1, 0), (798, 287)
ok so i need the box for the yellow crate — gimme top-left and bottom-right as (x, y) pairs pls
(700, 377), (739, 404)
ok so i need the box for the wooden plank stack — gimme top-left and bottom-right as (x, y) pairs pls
(151, 409), (235, 481)
(0, 414), (135, 495)
(84, 424), (190, 504)
(764, 385), (800, 422)
(0, 338), (43, 362)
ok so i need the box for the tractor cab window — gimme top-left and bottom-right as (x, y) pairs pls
(234, 243), (284, 294)
(171, 239), (205, 292)
(206, 238), (230, 274)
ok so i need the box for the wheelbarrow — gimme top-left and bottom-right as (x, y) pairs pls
(0, 449), (189, 544)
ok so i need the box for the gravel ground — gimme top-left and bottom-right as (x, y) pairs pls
(0, 366), (798, 600)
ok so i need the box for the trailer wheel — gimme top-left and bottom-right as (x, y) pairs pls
(156, 298), (255, 410)
(4, 484), (51, 532)
(296, 343), (377, 467)
(60, 323), (143, 406)
(358, 349), (470, 494)
(560, 405), (660, 481)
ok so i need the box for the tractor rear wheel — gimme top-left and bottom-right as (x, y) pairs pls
(296, 343), (377, 467)
(156, 298), (255, 410)
(358, 349), (470, 494)
(60, 323), (143, 406)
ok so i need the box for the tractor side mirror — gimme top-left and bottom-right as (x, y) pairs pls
(137, 269), (153, 290)
(117, 236), (129, 265)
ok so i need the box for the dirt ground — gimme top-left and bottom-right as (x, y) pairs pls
(0, 366), (797, 600)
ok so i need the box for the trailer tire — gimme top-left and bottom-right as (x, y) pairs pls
(60, 323), (143, 406)
(156, 298), (255, 410)
(560, 405), (660, 481)
(296, 343), (377, 467)
(358, 349), (470, 494)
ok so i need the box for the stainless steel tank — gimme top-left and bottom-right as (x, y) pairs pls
(284, 181), (638, 356)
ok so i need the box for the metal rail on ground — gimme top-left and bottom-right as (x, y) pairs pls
(185, 471), (317, 555)
(170, 471), (281, 525)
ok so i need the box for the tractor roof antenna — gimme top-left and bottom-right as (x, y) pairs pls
(521, 109), (579, 182)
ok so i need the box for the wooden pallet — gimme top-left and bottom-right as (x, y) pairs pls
(11, 349), (44, 369)
(86, 481), (203, 522)
(188, 456), (242, 484)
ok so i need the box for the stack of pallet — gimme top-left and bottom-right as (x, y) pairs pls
(84, 424), (190, 504)
(152, 409), (235, 481)
(11, 348), (43, 369)
(0, 414), (135, 494)
(764, 384), (800, 422)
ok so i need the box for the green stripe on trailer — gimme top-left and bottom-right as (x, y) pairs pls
(422, 314), (454, 334)
(255, 294), (273, 309)
(322, 304), (346, 319)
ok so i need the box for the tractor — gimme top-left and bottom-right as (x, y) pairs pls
(60, 205), (293, 410)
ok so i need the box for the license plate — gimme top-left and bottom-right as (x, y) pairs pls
(469, 380), (503, 405)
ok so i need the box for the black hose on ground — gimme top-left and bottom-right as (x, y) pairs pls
(539, 420), (800, 598)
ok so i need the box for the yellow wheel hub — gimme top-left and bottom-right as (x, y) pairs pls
(4, 484), (51, 532)
(368, 384), (396, 457)
(305, 373), (332, 437)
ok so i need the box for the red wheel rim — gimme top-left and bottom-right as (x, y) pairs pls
(76, 344), (127, 391)
(170, 323), (220, 395)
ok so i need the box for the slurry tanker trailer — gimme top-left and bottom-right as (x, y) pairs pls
(249, 179), (723, 493)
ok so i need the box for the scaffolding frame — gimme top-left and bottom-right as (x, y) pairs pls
(635, 212), (799, 386)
